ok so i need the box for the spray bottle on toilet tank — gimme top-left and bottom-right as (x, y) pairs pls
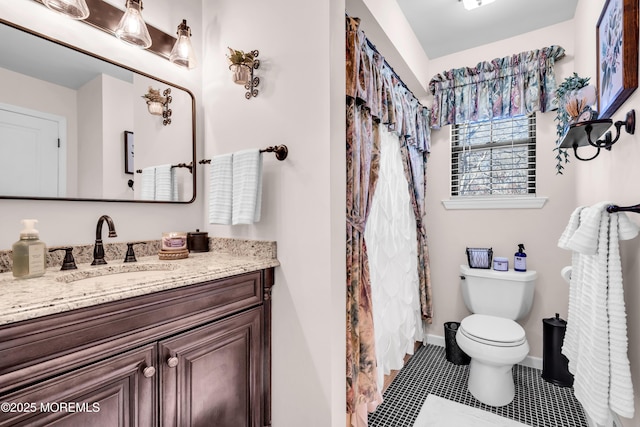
(514, 244), (527, 272)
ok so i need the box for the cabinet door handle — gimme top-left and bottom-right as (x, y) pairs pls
(142, 366), (156, 378)
(167, 356), (179, 368)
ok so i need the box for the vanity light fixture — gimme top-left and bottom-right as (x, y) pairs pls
(460, 0), (496, 10)
(170, 20), (197, 69)
(558, 109), (636, 161)
(142, 87), (172, 126)
(115, 0), (152, 49)
(35, 0), (196, 69)
(42, 0), (89, 19)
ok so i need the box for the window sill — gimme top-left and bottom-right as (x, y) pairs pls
(442, 196), (548, 210)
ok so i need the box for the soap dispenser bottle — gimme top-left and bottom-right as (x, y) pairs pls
(12, 219), (46, 279)
(514, 243), (527, 272)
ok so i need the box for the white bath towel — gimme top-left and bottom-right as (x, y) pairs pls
(208, 153), (233, 224)
(140, 167), (156, 200)
(558, 202), (639, 424)
(231, 149), (262, 224)
(154, 164), (175, 201)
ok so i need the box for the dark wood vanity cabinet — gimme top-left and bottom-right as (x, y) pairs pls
(0, 268), (274, 427)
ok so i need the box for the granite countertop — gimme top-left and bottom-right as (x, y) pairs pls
(0, 239), (279, 327)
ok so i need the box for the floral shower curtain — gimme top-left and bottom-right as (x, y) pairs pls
(428, 45), (565, 128)
(346, 15), (432, 426)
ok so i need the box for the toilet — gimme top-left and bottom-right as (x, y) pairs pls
(455, 265), (537, 407)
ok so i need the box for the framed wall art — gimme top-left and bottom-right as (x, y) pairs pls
(124, 131), (134, 174)
(596, 0), (638, 119)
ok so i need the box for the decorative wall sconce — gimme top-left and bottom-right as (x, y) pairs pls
(34, 0), (197, 69)
(558, 109), (635, 161)
(227, 48), (261, 99)
(142, 87), (172, 126)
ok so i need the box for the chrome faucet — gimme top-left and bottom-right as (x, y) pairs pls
(92, 215), (117, 265)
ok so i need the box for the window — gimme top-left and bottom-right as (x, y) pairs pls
(451, 114), (536, 197)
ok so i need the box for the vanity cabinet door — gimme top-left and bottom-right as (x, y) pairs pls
(159, 307), (263, 427)
(0, 344), (157, 427)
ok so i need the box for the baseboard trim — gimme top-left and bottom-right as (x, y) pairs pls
(425, 333), (543, 370)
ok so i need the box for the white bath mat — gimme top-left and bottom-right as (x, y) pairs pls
(413, 395), (529, 427)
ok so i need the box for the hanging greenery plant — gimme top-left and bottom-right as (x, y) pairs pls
(226, 47), (257, 67)
(553, 73), (591, 175)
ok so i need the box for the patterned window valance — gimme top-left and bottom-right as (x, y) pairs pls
(428, 45), (565, 128)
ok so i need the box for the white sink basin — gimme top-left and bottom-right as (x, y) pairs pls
(57, 263), (179, 285)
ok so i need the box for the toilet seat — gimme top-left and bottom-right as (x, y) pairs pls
(460, 314), (526, 347)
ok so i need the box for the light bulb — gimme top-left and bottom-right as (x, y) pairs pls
(115, 0), (152, 49)
(170, 20), (197, 69)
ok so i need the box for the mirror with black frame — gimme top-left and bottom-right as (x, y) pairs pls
(0, 20), (196, 203)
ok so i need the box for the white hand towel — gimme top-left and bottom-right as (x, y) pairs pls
(607, 213), (635, 419)
(232, 149), (263, 225)
(559, 202), (637, 424)
(154, 164), (174, 201)
(208, 153), (233, 224)
(140, 167), (155, 200)
(557, 206), (585, 250)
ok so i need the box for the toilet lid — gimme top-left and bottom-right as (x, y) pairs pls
(460, 314), (526, 347)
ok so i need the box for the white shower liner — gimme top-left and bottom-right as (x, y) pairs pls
(365, 125), (424, 391)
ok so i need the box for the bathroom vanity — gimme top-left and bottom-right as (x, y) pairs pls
(0, 245), (278, 427)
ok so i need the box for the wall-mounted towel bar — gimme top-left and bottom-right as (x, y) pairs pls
(136, 162), (193, 174)
(607, 204), (640, 214)
(199, 144), (289, 164)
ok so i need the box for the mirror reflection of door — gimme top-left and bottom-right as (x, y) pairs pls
(0, 105), (65, 197)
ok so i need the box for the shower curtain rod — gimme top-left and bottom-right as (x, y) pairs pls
(363, 37), (426, 110)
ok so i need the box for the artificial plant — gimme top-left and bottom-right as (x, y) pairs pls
(226, 48), (256, 67)
(553, 73), (591, 174)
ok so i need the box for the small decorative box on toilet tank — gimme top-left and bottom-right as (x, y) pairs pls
(493, 257), (509, 271)
(466, 247), (493, 269)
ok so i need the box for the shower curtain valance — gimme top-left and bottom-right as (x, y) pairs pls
(428, 45), (565, 128)
(346, 17), (432, 153)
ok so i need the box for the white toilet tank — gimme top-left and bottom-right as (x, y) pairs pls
(460, 265), (537, 320)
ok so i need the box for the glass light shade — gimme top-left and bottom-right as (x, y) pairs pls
(170, 20), (197, 69)
(462, 0), (496, 10)
(115, 0), (152, 48)
(43, 0), (90, 19)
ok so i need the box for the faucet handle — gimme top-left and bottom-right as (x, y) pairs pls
(124, 242), (146, 263)
(49, 247), (78, 271)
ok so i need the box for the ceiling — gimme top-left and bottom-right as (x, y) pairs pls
(396, 0), (579, 59)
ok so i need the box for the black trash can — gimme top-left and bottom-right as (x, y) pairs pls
(541, 313), (574, 387)
(444, 322), (470, 365)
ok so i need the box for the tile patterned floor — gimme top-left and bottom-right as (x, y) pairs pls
(368, 344), (589, 427)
